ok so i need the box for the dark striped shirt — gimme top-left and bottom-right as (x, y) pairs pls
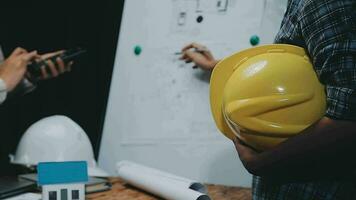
(253, 0), (356, 199)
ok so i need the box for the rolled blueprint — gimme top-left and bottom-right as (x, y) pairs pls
(116, 161), (211, 200)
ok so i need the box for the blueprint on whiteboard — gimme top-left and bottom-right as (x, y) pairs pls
(113, 0), (267, 143)
(99, 0), (288, 186)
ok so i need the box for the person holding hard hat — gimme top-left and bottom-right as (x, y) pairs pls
(181, 0), (356, 199)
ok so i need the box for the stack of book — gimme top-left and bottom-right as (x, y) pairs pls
(19, 173), (111, 194)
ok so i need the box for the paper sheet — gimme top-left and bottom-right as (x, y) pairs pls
(116, 161), (210, 200)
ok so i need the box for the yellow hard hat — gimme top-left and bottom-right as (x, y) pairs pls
(210, 44), (326, 150)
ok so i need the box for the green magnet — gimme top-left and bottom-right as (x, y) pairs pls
(134, 45), (142, 55)
(250, 35), (260, 46)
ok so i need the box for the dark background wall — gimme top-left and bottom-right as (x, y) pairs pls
(0, 0), (124, 175)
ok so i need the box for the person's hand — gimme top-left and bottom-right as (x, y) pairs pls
(0, 47), (38, 91)
(232, 137), (260, 174)
(31, 50), (73, 80)
(180, 43), (219, 70)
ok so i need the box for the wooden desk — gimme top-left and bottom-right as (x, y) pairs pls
(87, 178), (252, 200)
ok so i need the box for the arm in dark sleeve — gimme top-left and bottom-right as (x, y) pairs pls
(251, 118), (356, 181)
(248, 0), (356, 181)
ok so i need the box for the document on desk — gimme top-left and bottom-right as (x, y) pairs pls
(116, 161), (211, 200)
(4, 193), (41, 200)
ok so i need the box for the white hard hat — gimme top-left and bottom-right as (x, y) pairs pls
(10, 115), (108, 177)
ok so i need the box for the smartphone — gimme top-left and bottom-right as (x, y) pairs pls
(27, 47), (87, 78)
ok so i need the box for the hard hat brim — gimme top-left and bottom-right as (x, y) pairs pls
(210, 44), (306, 140)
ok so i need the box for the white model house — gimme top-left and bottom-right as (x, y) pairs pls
(38, 161), (88, 200)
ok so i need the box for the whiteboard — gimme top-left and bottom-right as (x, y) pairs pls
(99, 0), (287, 187)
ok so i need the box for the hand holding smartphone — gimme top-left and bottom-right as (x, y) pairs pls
(27, 47), (87, 80)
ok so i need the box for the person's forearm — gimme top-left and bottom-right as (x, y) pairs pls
(250, 117), (356, 180)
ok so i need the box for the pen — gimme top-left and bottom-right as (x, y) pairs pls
(174, 48), (208, 55)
